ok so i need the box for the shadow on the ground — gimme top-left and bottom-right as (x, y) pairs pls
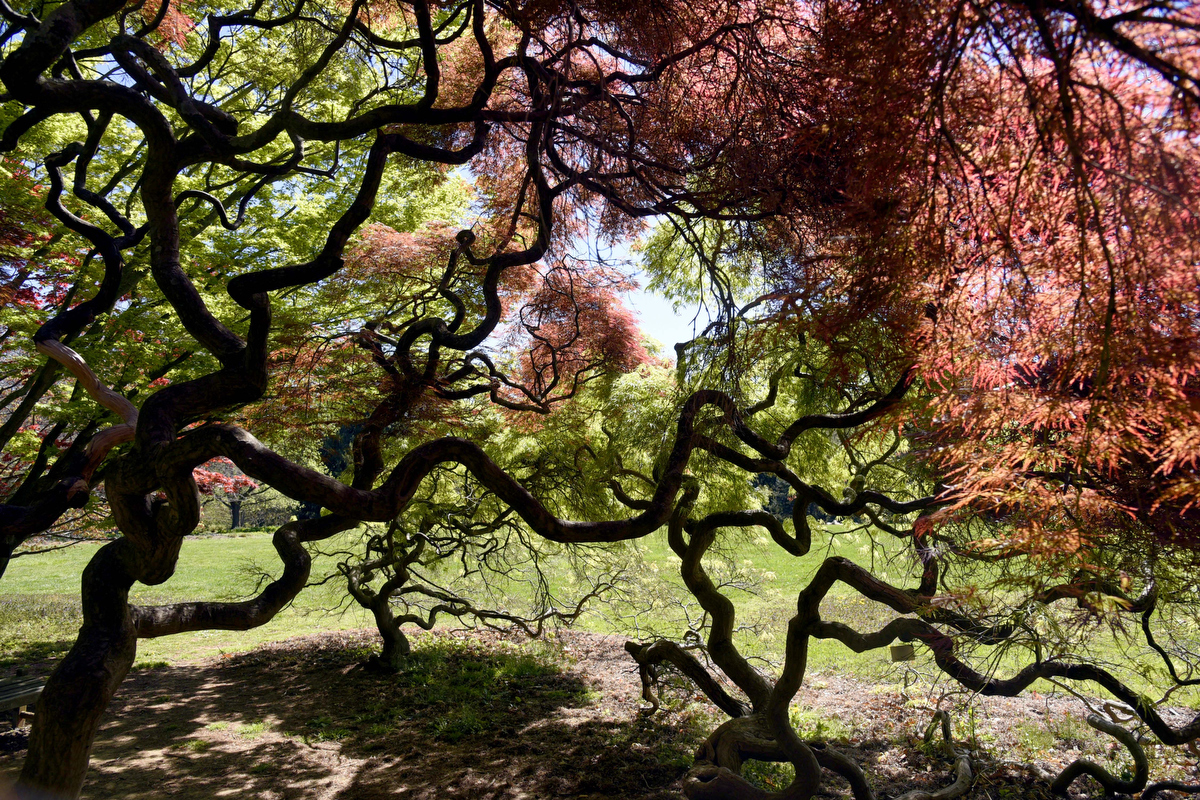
(0, 629), (1078, 800)
(2, 630), (701, 800)
(0, 640), (76, 676)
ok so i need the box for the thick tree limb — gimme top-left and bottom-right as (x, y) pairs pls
(625, 639), (751, 719)
(1050, 714), (1147, 796)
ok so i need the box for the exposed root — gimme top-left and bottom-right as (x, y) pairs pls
(1143, 780), (1200, 799)
(893, 711), (974, 800)
(625, 639), (751, 719)
(362, 653), (402, 674)
(684, 715), (812, 800)
(683, 714), (874, 800)
(683, 765), (778, 800)
(1050, 714), (1147, 796)
(810, 742), (874, 800)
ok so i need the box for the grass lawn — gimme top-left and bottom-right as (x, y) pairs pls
(0, 524), (917, 678)
(0, 531), (374, 669)
(4, 525), (1199, 800)
(2, 524), (1197, 711)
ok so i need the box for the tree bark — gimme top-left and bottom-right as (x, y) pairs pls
(367, 592), (410, 672)
(373, 622), (411, 673)
(15, 540), (139, 798)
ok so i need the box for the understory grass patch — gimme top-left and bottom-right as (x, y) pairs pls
(4, 526), (1200, 715)
(0, 594), (82, 669)
(0, 533), (375, 669)
(379, 637), (576, 743)
(743, 759), (795, 793)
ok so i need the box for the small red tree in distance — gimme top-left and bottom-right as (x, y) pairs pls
(192, 458), (259, 530)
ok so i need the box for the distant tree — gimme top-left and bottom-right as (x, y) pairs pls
(339, 499), (625, 673)
(192, 457), (258, 529)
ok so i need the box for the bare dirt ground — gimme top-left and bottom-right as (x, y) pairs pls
(2, 629), (1198, 799)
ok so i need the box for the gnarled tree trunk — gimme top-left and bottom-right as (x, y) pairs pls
(16, 541), (139, 798)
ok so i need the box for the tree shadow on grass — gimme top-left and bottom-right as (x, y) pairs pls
(2, 630), (705, 799)
(0, 594), (83, 677)
(0, 641), (75, 678)
(0, 629), (1078, 800)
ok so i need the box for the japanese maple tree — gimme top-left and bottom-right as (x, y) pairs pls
(2, 1), (1200, 800)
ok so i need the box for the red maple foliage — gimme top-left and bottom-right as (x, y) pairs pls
(192, 457), (258, 498)
(681, 1), (1200, 558)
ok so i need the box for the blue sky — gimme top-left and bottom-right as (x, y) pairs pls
(623, 279), (704, 356)
(575, 235), (705, 359)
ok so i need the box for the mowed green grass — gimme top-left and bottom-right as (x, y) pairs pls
(3, 525), (1197, 711)
(0, 525), (915, 677)
(0, 531), (374, 668)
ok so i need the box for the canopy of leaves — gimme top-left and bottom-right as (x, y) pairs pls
(3, 1), (1200, 798)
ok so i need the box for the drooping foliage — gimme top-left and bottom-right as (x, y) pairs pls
(2, 1), (1200, 800)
